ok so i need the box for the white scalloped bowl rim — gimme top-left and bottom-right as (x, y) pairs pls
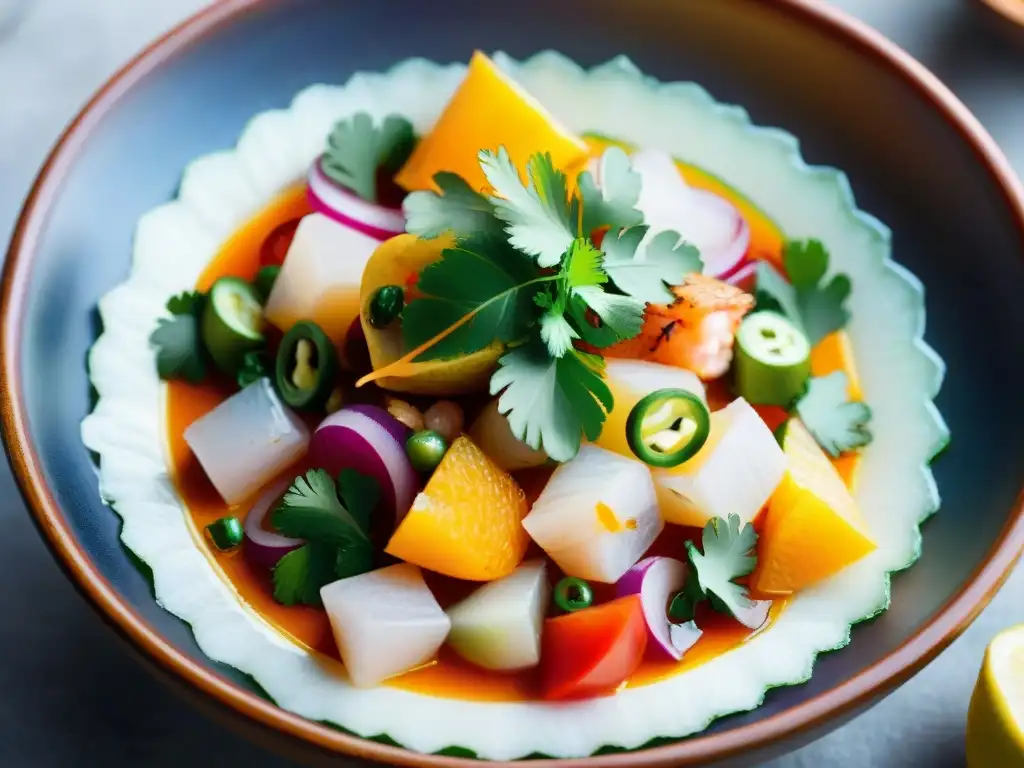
(81, 51), (948, 760)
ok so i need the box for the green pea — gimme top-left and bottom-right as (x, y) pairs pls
(554, 577), (593, 613)
(368, 285), (404, 329)
(205, 516), (244, 552)
(406, 430), (448, 473)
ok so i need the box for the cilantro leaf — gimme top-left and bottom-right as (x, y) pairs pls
(150, 291), (207, 384)
(602, 226), (702, 304)
(490, 339), (613, 462)
(236, 350), (268, 388)
(564, 238), (607, 290)
(685, 513), (758, 619)
(402, 232), (543, 361)
(574, 286), (645, 342)
(480, 148), (575, 268)
(272, 543), (338, 607)
(795, 372), (872, 456)
(403, 172), (502, 240)
(322, 113), (415, 202)
(577, 146), (643, 235)
(167, 291), (204, 316)
(539, 311), (579, 357)
(336, 468), (380, 536)
(756, 239), (851, 346)
(271, 469), (369, 545)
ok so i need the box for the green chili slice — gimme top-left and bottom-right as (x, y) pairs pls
(253, 265), (281, 303)
(626, 388), (710, 468)
(554, 577), (593, 613)
(274, 320), (339, 410)
(205, 516), (244, 551)
(406, 430), (448, 473)
(368, 285), (404, 329)
(201, 276), (266, 374)
(734, 311), (811, 407)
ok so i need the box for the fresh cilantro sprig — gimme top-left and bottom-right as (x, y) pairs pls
(755, 239), (851, 346)
(150, 291), (207, 384)
(321, 113), (416, 203)
(389, 146), (703, 461)
(795, 372), (872, 457)
(236, 350), (268, 388)
(670, 514), (759, 622)
(271, 468), (379, 607)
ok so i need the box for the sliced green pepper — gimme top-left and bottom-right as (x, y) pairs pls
(734, 311), (811, 407)
(253, 265), (281, 303)
(201, 277), (266, 374)
(275, 320), (339, 410)
(626, 388), (710, 468)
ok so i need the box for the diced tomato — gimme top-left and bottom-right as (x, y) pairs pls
(540, 595), (647, 700)
(259, 217), (302, 267)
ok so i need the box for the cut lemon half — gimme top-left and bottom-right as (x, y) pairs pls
(967, 625), (1024, 767)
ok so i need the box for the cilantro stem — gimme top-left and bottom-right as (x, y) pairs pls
(357, 275), (560, 387)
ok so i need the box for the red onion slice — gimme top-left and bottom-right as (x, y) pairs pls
(307, 158), (405, 241)
(243, 478), (304, 572)
(629, 149), (751, 280)
(309, 407), (418, 527)
(617, 555), (697, 660)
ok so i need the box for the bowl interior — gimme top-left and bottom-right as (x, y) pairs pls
(7, 0), (1024, 760)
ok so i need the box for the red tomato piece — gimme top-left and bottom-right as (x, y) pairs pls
(541, 595), (647, 700)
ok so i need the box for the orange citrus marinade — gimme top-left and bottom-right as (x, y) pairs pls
(165, 157), (862, 701)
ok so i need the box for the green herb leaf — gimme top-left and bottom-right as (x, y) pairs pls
(480, 148), (575, 268)
(321, 113), (416, 202)
(539, 311), (580, 357)
(667, 576), (705, 623)
(756, 239), (851, 346)
(167, 291), (204, 316)
(272, 543), (338, 607)
(336, 468), (380, 536)
(564, 238), (608, 290)
(576, 146), (643, 235)
(403, 172), (502, 240)
(795, 372), (872, 456)
(236, 350), (268, 388)
(574, 286), (645, 342)
(401, 232), (544, 361)
(271, 469), (369, 545)
(684, 513), (758, 619)
(602, 226), (702, 304)
(490, 339), (613, 462)
(151, 292), (208, 384)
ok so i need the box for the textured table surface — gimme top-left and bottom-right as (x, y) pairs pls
(1, 1), (1022, 766)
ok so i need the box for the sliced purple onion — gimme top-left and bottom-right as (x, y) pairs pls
(733, 599), (772, 631)
(307, 158), (405, 241)
(723, 258), (758, 289)
(309, 406), (418, 527)
(243, 478), (304, 572)
(616, 556), (695, 660)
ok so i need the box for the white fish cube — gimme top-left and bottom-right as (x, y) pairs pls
(655, 397), (786, 527)
(183, 378), (309, 505)
(523, 445), (662, 583)
(264, 212), (378, 341)
(321, 563), (451, 688)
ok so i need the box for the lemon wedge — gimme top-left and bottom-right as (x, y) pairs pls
(967, 625), (1024, 767)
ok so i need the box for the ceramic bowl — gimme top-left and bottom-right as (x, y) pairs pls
(3, 0), (1024, 765)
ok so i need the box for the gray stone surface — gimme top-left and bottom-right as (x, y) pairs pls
(0, 1), (1021, 765)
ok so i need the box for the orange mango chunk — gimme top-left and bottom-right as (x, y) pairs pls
(811, 330), (862, 401)
(394, 51), (590, 194)
(753, 420), (876, 596)
(358, 234), (501, 395)
(385, 436), (529, 581)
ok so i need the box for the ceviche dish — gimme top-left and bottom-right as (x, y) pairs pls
(82, 51), (947, 758)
